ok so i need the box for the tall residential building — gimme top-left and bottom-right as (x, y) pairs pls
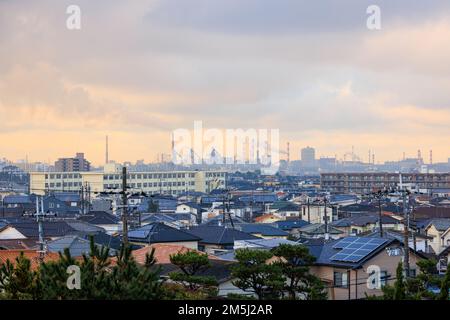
(321, 172), (450, 194)
(301, 146), (316, 167)
(54, 153), (91, 172)
(29, 169), (226, 195)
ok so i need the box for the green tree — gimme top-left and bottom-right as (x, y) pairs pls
(168, 251), (218, 298)
(231, 248), (284, 300)
(0, 252), (39, 299)
(108, 245), (164, 299)
(271, 244), (327, 300)
(438, 263), (450, 300)
(393, 261), (406, 300)
(7, 238), (165, 300)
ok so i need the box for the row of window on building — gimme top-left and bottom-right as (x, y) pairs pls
(103, 181), (196, 189)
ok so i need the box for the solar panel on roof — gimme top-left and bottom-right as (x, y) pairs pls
(330, 237), (387, 263)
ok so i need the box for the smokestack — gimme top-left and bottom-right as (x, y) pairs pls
(287, 142), (290, 164)
(105, 135), (109, 164)
(430, 150), (433, 165)
(171, 132), (175, 163)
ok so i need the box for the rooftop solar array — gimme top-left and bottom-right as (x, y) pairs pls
(330, 237), (388, 263)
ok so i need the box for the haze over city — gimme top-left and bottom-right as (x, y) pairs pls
(0, 0), (449, 165)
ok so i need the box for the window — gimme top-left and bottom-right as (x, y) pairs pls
(333, 271), (348, 288)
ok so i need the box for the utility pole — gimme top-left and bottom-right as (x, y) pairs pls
(122, 166), (129, 246)
(222, 193), (226, 224)
(86, 183), (91, 214)
(36, 196), (45, 263)
(378, 196), (383, 237)
(307, 197), (311, 223)
(377, 191), (384, 237)
(324, 196), (329, 240)
(412, 201), (417, 252)
(80, 184), (84, 215)
(402, 188), (410, 278)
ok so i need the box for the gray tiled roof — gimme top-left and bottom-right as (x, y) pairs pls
(427, 219), (450, 232)
(47, 235), (116, 257)
(186, 225), (259, 245)
(128, 222), (201, 243)
(298, 223), (343, 235)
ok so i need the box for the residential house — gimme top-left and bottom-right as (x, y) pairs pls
(303, 236), (426, 300)
(46, 235), (117, 257)
(127, 222), (200, 249)
(254, 214), (283, 224)
(425, 219), (450, 254)
(2, 194), (35, 214)
(45, 192), (81, 216)
(78, 211), (120, 234)
(0, 250), (60, 270)
(299, 203), (337, 224)
(268, 201), (301, 218)
(274, 219), (310, 237)
(237, 224), (289, 239)
(297, 223), (344, 240)
(140, 213), (184, 229)
(0, 219), (103, 243)
(185, 225), (259, 254)
(331, 214), (404, 236)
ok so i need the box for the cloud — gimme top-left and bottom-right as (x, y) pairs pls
(0, 0), (449, 164)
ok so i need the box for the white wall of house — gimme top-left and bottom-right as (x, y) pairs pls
(0, 227), (27, 240)
(97, 224), (120, 235)
(426, 225), (443, 254)
(218, 279), (256, 298)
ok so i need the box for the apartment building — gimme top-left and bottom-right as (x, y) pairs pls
(29, 170), (226, 196)
(54, 153), (91, 172)
(321, 172), (450, 194)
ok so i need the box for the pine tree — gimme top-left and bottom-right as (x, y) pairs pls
(271, 244), (326, 300)
(0, 253), (38, 299)
(231, 248), (284, 300)
(169, 250), (218, 298)
(393, 261), (406, 300)
(438, 263), (450, 300)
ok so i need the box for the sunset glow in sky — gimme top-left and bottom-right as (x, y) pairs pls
(1, 0), (450, 165)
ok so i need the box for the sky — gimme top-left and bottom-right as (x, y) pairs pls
(0, 0), (450, 165)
